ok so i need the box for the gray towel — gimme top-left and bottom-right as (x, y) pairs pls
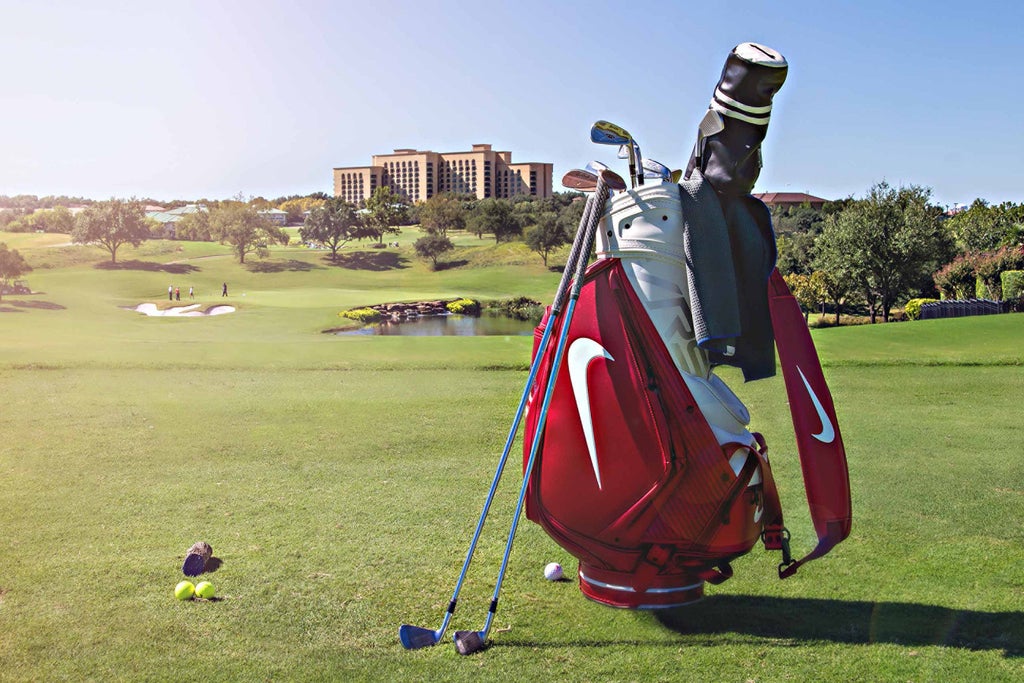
(678, 170), (777, 381)
(679, 172), (740, 356)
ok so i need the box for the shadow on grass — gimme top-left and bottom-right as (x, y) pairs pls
(245, 259), (323, 273)
(500, 596), (1022, 657)
(434, 259), (469, 271)
(0, 299), (66, 311)
(329, 251), (409, 271)
(652, 596), (1022, 656)
(95, 260), (200, 274)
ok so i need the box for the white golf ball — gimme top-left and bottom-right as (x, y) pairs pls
(544, 562), (563, 581)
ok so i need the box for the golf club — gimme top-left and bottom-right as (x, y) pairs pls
(641, 158), (671, 182)
(591, 120), (642, 188)
(398, 176), (602, 651)
(452, 170), (616, 656)
(617, 143), (653, 183)
(563, 167), (626, 193)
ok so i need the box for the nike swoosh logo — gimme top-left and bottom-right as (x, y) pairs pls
(797, 366), (835, 444)
(753, 502), (764, 524)
(568, 338), (614, 489)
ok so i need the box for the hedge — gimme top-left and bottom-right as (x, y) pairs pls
(904, 298), (939, 321)
(1002, 270), (1024, 300)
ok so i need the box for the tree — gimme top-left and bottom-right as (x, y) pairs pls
(299, 197), (362, 261)
(775, 231), (817, 276)
(933, 255), (976, 300)
(71, 198), (150, 263)
(19, 206), (76, 234)
(209, 203), (286, 264)
(524, 211), (567, 266)
(279, 197), (325, 225)
(945, 200), (1024, 253)
(813, 181), (952, 322)
(418, 193), (466, 236)
(175, 210), (212, 241)
(0, 242), (32, 300)
(363, 187), (408, 244)
(783, 273), (821, 322)
(469, 198), (521, 243)
(414, 233), (454, 269)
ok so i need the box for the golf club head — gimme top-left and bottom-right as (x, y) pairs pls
(562, 169), (599, 191)
(590, 120), (630, 146)
(642, 158), (671, 181)
(399, 624), (441, 649)
(585, 160), (610, 174)
(596, 168), (627, 191)
(616, 144), (630, 160)
(563, 167), (626, 193)
(453, 630), (488, 655)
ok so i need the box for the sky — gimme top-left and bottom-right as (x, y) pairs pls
(2, 0), (1022, 209)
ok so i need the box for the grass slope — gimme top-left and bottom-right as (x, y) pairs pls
(1, 231), (1021, 681)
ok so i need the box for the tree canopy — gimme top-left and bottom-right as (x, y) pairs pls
(813, 181), (952, 322)
(300, 197), (362, 261)
(0, 242), (32, 300)
(71, 199), (150, 263)
(469, 199), (521, 243)
(418, 193), (466, 236)
(413, 233), (454, 269)
(944, 199), (1024, 253)
(209, 203), (287, 264)
(363, 187), (408, 244)
(524, 211), (567, 266)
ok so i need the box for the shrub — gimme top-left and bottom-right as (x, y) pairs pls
(933, 255), (975, 299)
(1002, 270), (1024, 300)
(339, 307), (381, 323)
(486, 296), (544, 321)
(971, 246), (1024, 300)
(446, 298), (480, 316)
(904, 298), (938, 321)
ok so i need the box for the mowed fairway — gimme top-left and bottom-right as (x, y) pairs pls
(1, 231), (1022, 681)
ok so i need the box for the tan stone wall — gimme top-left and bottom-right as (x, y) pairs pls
(333, 166), (382, 206)
(334, 144), (552, 203)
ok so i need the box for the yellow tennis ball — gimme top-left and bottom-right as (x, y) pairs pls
(174, 580), (195, 600)
(194, 581), (215, 599)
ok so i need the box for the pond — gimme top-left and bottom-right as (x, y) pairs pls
(337, 313), (538, 336)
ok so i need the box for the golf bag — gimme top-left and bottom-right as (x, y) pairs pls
(523, 43), (850, 609)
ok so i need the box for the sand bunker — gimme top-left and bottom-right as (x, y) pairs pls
(132, 303), (235, 317)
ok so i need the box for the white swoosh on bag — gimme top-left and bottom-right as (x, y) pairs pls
(568, 338), (614, 489)
(797, 366), (835, 444)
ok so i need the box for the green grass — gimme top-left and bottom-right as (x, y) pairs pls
(1, 231), (1022, 681)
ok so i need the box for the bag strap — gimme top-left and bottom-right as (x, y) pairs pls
(748, 432), (794, 573)
(767, 268), (852, 578)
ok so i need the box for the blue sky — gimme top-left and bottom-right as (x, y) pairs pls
(2, 0), (1021, 208)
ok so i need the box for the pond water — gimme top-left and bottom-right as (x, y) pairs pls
(338, 314), (537, 336)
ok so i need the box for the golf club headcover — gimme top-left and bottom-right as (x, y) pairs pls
(685, 42), (788, 197)
(182, 541), (213, 577)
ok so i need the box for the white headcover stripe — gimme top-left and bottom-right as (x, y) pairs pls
(713, 87), (773, 114)
(710, 101), (771, 126)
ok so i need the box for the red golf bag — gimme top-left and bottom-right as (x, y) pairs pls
(522, 179), (850, 611)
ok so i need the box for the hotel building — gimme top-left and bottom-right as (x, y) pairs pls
(333, 144), (552, 206)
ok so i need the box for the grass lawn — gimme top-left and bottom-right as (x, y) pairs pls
(1, 231), (1022, 681)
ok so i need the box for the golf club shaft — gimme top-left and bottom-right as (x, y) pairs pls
(407, 194), (597, 644)
(473, 176), (611, 643)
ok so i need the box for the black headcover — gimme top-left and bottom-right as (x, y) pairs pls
(685, 43), (788, 197)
